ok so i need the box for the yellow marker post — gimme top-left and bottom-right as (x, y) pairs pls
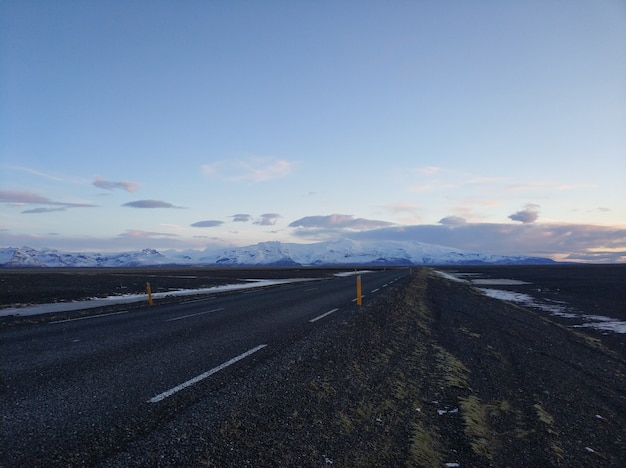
(146, 282), (153, 306)
(356, 275), (362, 306)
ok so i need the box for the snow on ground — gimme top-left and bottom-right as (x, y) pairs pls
(0, 278), (319, 318)
(434, 270), (626, 334)
(333, 270), (375, 277)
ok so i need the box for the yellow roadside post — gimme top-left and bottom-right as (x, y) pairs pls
(356, 275), (362, 306)
(146, 282), (153, 306)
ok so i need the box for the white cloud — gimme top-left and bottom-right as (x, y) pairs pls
(236, 157), (295, 182)
(201, 156), (296, 183)
(414, 166), (442, 175)
(5, 165), (67, 182)
(381, 202), (421, 214)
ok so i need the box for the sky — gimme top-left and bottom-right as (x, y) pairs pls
(1, 0), (625, 263)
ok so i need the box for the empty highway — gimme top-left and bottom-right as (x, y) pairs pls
(1, 268), (410, 466)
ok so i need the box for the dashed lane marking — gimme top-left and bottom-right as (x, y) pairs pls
(148, 344), (267, 403)
(166, 308), (224, 322)
(309, 308), (339, 323)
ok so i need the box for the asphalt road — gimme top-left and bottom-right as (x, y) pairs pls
(0, 269), (409, 466)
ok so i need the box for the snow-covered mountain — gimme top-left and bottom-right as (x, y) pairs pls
(0, 240), (553, 268)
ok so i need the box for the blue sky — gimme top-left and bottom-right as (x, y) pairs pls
(1, 0), (625, 262)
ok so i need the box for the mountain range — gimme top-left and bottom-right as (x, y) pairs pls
(0, 240), (554, 267)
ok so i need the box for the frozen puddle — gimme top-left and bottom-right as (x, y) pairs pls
(435, 270), (626, 334)
(433, 271), (529, 285)
(471, 278), (530, 285)
(479, 288), (626, 334)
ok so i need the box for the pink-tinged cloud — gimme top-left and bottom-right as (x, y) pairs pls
(122, 200), (183, 209)
(236, 158), (295, 182)
(382, 202), (422, 214)
(0, 190), (97, 211)
(93, 176), (140, 192)
(1, 190), (51, 204)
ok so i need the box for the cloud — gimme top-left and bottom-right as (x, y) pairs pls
(381, 202), (421, 214)
(289, 214), (395, 232)
(346, 222), (626, 261)
(202, 156), (296, 182)
(93, 176), (140, 192)
(414, 166), (442, 175)
(508, 204), (540, 223)
(438, 216), (467, 226)
(254, 213), (282, 226)
(191, 220), (224, 228)
(1, 190), (54, 204)
(0, 190), (97, 212)
(563, 250), (626, 263)
(22, 207), (68, 214)
(122, 200), (183, 209)
(118, 230), (180, 238)
(231, 214), (252, 222)
(5, 165), (67, 182)
(557, 184), (596, 191)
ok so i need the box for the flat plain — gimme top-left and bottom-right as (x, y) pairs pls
(1, 264), (624, 466)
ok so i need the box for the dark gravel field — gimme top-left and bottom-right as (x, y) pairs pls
(0, 267), (343, 307)
(1, 264), (624, 466)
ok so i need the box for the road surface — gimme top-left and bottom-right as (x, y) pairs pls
(0, 269), (409, 466)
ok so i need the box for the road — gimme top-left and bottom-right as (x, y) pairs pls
(0, 268), (409, 466)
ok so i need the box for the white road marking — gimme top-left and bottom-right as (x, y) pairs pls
(148, 344), (267, 403)
(50, 310), (129, 324)
(309, 308), (339, 323)
(180, 297), (215, 304)
(166, 308), (224, 322)
(371, 288), (380, 293)
(351, 295), (365, 303)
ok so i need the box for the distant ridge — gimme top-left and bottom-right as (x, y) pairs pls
(0, 240), (554, 267)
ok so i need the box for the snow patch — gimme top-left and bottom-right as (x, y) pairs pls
(0, 278), (318, 317)
(437, 271), (625, 335)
